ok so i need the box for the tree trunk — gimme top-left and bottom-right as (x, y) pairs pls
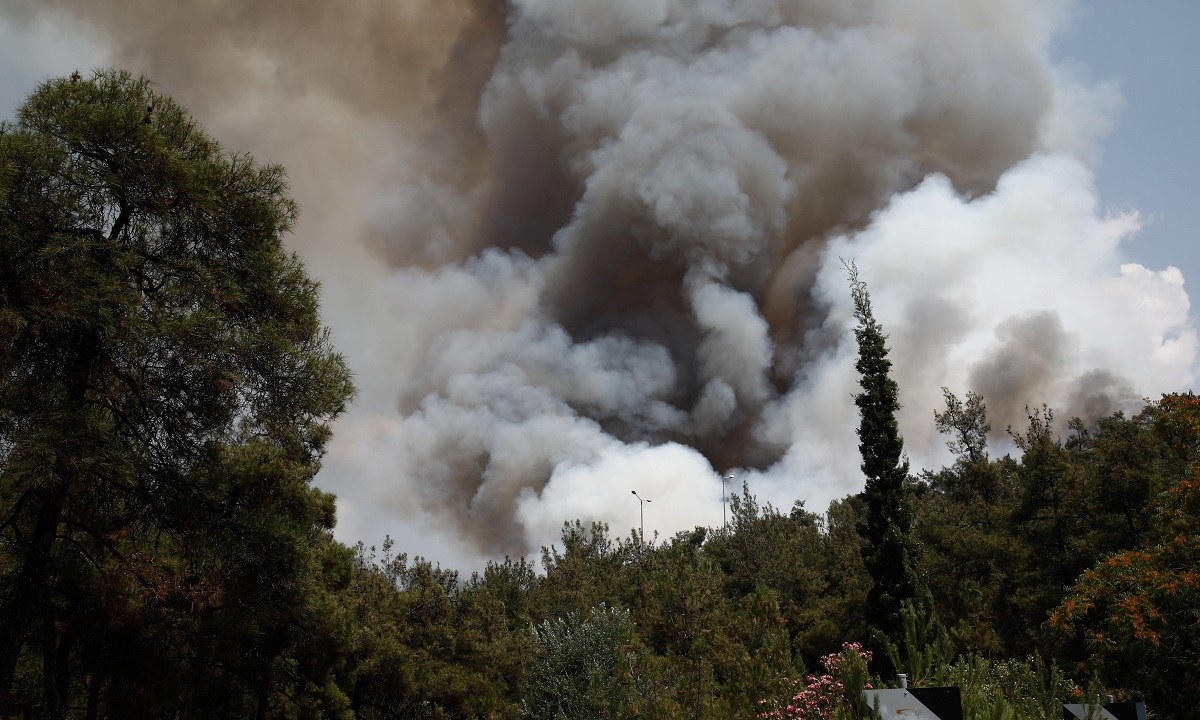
(53, 624), (75, 720)
(0, 485), (67, 709)
(254, 665), (271, 720)
(42, 611), (65, 720)
(84, 670), (103, 720)
(351, 677), (364, 718)
(0, 333), (96, 708)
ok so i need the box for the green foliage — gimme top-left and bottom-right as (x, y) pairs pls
(933, 388), (991, 475)
(845, 263), (920, 659)
(1008, 405), (1095, 634)
(936, 655), (1076, 720)
(336, 538), (527, 720)
(1051, 460), (1200, 716)
(535, 521), (633, 621)
(917, 394), (1186, 667)
(633, 529), (794, 718)
(882, 602), (956, 689)
(918, 392), (1026, 655)
(704, 486), (830, 662)
(812, 497), (871, 654)
(522, 604), (641, 720)
(0, 69), (353, 717)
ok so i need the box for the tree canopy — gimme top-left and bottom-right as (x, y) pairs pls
(0, 69), (353, 716)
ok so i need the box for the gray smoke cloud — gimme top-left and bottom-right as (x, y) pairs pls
(4, 0), (1195, 564)
(970, 311), (1072, 430)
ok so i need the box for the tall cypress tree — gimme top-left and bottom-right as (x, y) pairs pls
(846, 264), (919, 655)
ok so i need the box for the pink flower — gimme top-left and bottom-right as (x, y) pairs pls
(758, 642), (874, 719)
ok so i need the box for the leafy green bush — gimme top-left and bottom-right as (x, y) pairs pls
(522, 603), (641, 719)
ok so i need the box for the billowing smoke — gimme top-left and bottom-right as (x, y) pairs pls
(5, 0), (1195, 565)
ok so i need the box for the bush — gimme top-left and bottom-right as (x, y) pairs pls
(521, 603), (641, 719)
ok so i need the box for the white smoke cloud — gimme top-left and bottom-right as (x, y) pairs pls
(517, 442), (720, 553)
(3, 0), (1195, 569)
(768, 153), (1195, 512)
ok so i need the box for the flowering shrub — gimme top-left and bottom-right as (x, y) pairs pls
(759, 642), (873, 720)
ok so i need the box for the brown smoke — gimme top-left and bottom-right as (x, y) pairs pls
(23, 0), (502, 124)
(7, 0), (509, 262)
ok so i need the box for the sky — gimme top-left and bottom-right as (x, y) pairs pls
(1049, 2), (1200, 288)
(1, 1), (1197, 571)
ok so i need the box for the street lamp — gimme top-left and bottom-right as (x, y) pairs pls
(722, 473), (734, 529)
(631, 490), (651, 541)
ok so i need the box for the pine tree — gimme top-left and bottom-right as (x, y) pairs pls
(0, 69), (354, 714)
(846, 263), (920, 657)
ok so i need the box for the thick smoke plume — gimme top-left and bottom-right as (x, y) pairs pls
(6, 0), (1195, 566)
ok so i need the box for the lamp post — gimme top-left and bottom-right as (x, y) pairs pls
(722, 473), (734, 529)
(631, 490), (651, 542)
